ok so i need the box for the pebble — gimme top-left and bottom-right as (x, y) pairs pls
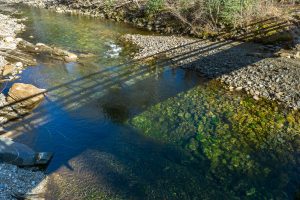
(15, 62), (23, 68)
(236, 87), (243, 91)
(253, 95), (260, 101)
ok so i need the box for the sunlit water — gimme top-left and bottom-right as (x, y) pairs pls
(1, 6), (300, 199)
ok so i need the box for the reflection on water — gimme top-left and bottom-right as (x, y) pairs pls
(2, 5), (300, 199)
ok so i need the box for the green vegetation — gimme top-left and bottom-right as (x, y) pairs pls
(61, 0), (298, 37)
(138, 0), (293, 28)
(130, 81), (300, 198)
(146, 0), (165, 14)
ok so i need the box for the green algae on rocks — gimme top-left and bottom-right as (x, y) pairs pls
(130, 80), (300, 199)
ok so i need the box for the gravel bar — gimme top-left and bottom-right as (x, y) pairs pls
(122, 34), (300, 110)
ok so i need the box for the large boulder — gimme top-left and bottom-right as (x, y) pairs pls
(7, 83), (46, 110)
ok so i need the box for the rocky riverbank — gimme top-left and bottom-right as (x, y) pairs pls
(0, 10), (47, 124)
(0, 8), (82, 124)
(122, 34), (300, 110)
(0, 13), (25, 82)
(0, 9), (46, 200)
(0, 4), (93, 197)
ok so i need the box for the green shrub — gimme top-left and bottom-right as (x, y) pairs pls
(205, 0), (259, 27)
(146, 0), (165, 15)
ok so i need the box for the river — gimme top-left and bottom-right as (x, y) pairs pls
(2, 5), (300, 199)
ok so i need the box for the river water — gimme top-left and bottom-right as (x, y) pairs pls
(2, 6), (300, 199)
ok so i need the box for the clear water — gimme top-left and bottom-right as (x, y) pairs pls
(2, 6), (300, 199)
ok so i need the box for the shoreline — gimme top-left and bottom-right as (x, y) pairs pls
(122, 34), (300, 110)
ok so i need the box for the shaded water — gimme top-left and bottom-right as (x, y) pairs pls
(2, 6), (300, 199)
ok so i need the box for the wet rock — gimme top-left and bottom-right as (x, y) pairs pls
(36, 43), (55, 52)
(7, 83), (46, 110)
(64, 52), (78, 62)
(35, 42), (45, 47)
(78, 52), (96, 59)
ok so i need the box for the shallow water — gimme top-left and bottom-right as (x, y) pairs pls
(2, 6), (300, 199)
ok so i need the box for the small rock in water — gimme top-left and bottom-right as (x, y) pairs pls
(36, 43), (46, 47)
(64, 53), (78, 62)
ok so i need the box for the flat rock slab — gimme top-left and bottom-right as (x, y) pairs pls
(0, 137), (52, 166)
